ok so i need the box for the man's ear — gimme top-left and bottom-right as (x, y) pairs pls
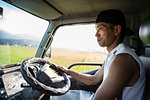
(114, 25), (122, 36)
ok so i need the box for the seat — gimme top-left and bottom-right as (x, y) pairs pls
(139, 56), (150, 100)
(139, 16), (150, 100)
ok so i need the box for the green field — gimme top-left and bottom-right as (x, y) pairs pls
(0, 45), (106, 72)
(0, 45), (37, 65)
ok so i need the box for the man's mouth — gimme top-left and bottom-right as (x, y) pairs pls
(97, 38), (102, 42)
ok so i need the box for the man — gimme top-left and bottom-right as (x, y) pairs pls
(51, 9), (145, 100)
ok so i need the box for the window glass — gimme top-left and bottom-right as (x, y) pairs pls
(47, 24), (107, 72)
(0, 1), (49, 65)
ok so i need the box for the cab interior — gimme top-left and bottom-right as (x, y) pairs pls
(0, 0), (150, 100)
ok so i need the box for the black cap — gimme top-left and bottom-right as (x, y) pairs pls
(96, 9), (134, 36)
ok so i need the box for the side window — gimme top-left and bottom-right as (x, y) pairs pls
(47, 24), (107, 72)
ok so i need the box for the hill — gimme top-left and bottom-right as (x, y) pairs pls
(0, 30), (40, 47)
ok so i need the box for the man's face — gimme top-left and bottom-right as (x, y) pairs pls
(95, 22), (116, 47)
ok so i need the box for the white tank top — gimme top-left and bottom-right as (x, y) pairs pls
(103, 43), (146, 100)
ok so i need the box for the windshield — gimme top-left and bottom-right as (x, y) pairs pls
(0, 1), (49, 65)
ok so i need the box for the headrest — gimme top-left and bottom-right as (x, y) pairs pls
(139, 17), (150, 56)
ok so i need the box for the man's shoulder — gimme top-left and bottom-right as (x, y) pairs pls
(111, 54), (138, 71)
(116, 43), (135, 55)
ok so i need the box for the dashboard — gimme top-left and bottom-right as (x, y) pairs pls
(0, 65), (26, 99)
(0, 63), (100, 100)
(3, 71), (26, 96)
(0, 64), (51, 100)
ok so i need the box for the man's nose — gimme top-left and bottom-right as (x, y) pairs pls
(95, 30), (100, 37)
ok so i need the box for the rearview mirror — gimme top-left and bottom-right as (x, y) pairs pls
(0, 6), (3, 19)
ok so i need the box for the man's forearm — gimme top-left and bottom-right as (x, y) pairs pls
(67, 69), (96, 85)
(57, 66), (102, 85)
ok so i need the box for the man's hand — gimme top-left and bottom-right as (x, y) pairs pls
(56, 66), (71, 75)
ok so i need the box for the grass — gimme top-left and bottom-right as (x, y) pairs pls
(0, 45), (107, 72)
(0, 45), (10, 64)
(10, 46), (37, 63)
(0, 45), (37, 65)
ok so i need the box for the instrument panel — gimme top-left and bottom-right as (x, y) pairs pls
(0, 65), (26, 99)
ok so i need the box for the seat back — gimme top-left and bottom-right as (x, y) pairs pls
(139, 56), (150, 100)
(139, 16), (150, 100)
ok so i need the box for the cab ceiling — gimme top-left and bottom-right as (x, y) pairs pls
(2, 0), (150, 21)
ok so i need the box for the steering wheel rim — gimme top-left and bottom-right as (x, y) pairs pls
(21, 57), (70, 96)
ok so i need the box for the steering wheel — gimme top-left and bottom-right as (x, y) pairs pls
(21, 57), (70, 96)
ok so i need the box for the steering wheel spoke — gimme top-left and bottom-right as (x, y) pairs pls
(51, 77), (65, 83)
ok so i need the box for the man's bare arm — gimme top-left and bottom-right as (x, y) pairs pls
(93, 54), (139, 100)
(57, 65), (104, 85)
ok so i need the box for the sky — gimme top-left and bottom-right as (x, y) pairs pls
(0, 0), (49, 40)
(52, 24), (107, 52)
(0, 0), (107, 52)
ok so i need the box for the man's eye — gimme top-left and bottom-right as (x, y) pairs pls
(99, 27), (102, 29)
(97, 27), (102, 30)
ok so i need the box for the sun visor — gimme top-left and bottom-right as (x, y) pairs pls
(7, 0), (62, 20)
